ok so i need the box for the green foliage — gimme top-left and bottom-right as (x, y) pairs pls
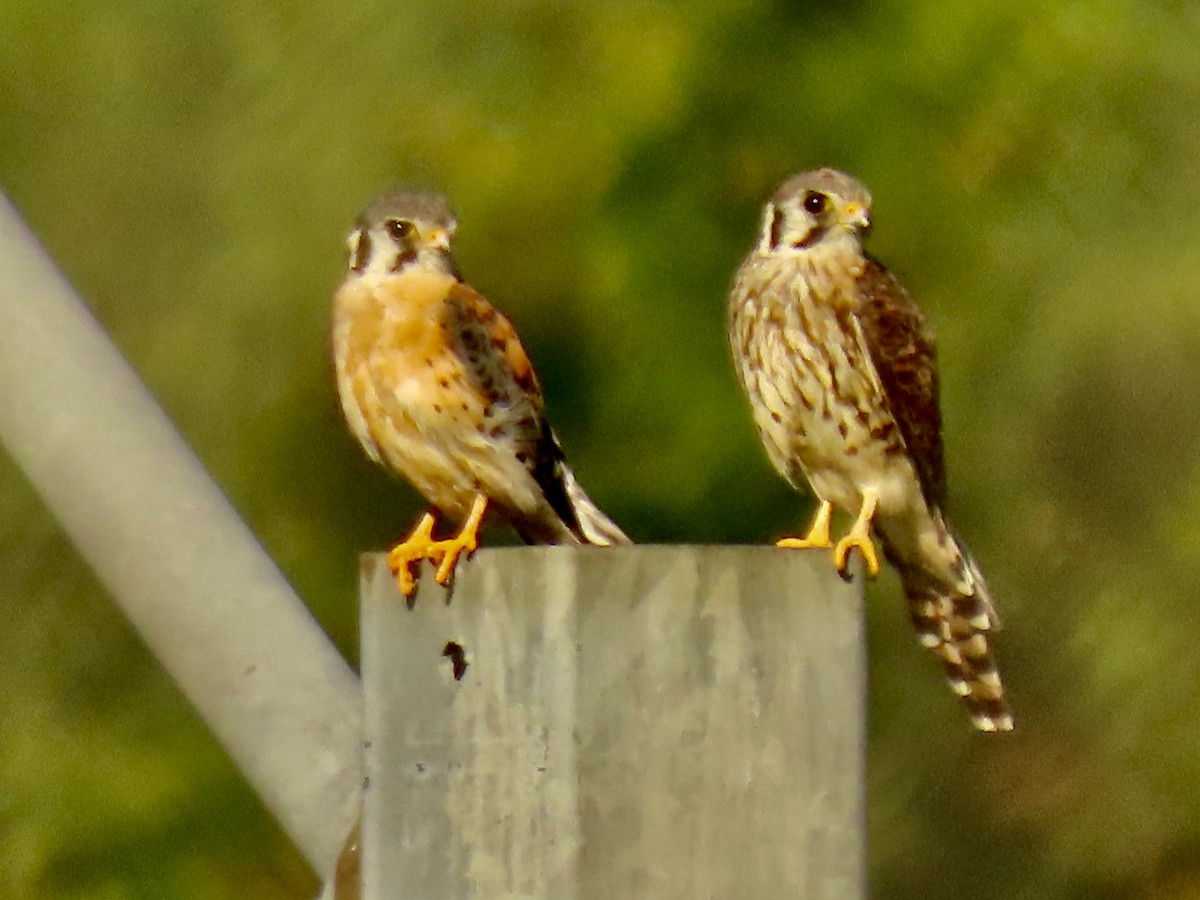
(3, 0), (1200, 895)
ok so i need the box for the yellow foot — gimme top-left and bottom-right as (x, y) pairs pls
(387, 513), (437, 597)
(776, 500), (834, 550)
(386, 495), (489, 597)
(832, 490), (881, 578)
(432, 494), (487, 586)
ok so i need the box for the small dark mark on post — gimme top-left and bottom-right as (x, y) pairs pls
(443, 641), (469, 680)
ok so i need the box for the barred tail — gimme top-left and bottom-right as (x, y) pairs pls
(886, 520), (1013, 732)
(560, 463), (631, 546)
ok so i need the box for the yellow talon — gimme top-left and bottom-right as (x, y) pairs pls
(832, 490), (881, 577)
(387, 512), (437, 596)
(776, 499), (834, 550)
(433, 495), (487, 586)
(386, 495), (489, 597)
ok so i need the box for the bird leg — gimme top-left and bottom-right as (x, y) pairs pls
(776, 500), (834, 550)
(833, 489), (881, 577)
(386, 495), (489, 597)
(433, 494), (487, 586)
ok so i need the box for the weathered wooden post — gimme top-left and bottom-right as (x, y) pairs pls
(360, 545), (865, 899)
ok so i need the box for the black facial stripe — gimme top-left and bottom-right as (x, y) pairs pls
(768, 206), (785, 250)
(794, 224), (829, 250)
(389, 247), (419, 272)
(350, 231), (372, 273)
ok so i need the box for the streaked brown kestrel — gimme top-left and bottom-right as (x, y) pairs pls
(332, 190), (629, 596)
(727, 168), (1012, 732)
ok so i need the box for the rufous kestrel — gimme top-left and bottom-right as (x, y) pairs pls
(332, 190), (629, 597)
(727, 168), (1012, 732)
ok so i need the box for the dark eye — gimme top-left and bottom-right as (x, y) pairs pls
(384, 218), (415, 241)
(803, 191), (828, 215)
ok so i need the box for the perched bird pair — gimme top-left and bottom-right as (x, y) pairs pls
(331, 170), (1012, 732)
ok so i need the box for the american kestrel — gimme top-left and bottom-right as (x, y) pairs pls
(332, 190), (629, 597)
(727, 168), (1012, 732)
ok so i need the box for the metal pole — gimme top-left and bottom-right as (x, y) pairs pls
(0, 192), (362, 877)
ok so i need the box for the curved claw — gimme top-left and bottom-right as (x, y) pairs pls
(832, 489), (881, 578)
(833, 529), (881, 577)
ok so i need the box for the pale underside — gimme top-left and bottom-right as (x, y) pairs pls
(728, 243), (960, 577)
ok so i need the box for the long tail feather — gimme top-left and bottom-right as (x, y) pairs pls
(885, 517), (1013, 731)
(517, 423), (630, 546)
(559, 463), (630, 546)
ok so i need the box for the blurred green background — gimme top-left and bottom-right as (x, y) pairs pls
(3, 0), (1200, 896)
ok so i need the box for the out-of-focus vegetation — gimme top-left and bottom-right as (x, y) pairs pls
(3, 0), (1200, 896)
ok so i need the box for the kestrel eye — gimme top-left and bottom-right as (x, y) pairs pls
(803, 192), (828, 216)
(384, 218), (415, 241)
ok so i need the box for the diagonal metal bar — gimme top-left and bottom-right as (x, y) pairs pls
(0, 191), (362, 877)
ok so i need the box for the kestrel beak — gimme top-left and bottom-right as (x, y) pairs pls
(426, 228), (452, 251)
(841, 203), (871, 233)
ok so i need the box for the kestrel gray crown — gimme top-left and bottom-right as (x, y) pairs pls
(357, 189), (457, 230)
(773, 168), (872, 208)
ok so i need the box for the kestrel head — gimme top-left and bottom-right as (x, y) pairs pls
(346, 189), (460, 278)
(756, 168), (873, 256)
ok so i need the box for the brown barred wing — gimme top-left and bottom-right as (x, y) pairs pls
(852, 255), (946, 510)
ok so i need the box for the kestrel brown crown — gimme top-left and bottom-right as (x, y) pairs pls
(356, 189), (457, 233)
